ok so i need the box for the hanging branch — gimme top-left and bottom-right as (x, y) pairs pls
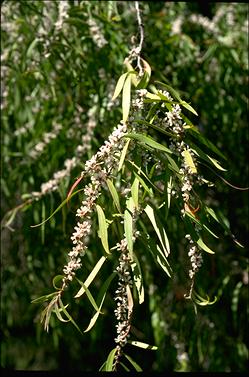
(127, 1), (145, 76)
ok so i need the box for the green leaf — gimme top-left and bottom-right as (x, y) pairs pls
(105, 348), (118, 371)
(26, 38), (38, 58)
(119, 362), (130, 371)
(192, 291), (217, 306)
(31, 292), (57, 304)
(122, 74), (132, 122)
(106, 179), (121, 213)
(74, 256), (107, 298)
(84, 272), (117, 332)
(131, 177), (140, 209)
(30, 187), (85, 228)
(96, 205), (110, 255)
(187, 129), (227, 160)
(135, 118), (176, 138)
(154, 81), (182, 101)
(112, 72), (128, 100)
(206, 155), (227, 171)
(125, 133), (172, 154)
(180, 101), (198, 116)
(144, 204), (170, 257)
(124, 200), (134, 258)
(52, 275), (64, 290)
(118, 139), (130, 172)
(128, 340), (158, 350)
(58, 297), (83, 335)
(145, 92), (161, 100)
(190, 144), (226, 172)
(197, 238), (215, 254)
(123, 353), (142, 372)
(75, 278), (102, 313)
(155, 245), (172, 277)
(182, 149), (197, 173)
(54, 302), (70, 323)
(127, 160), (162, 193)
(136, 58), (151, 89)
(98, 361), (107, 371)
(133, 171), (153, 197)
(131, 253), (144, 304)
(139, 231), (171, 277)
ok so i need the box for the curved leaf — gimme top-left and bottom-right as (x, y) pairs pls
(106, 179), (121, 213)
(112, 72), (128, 100)
(125, 133), (172, 154)
(84, 272), (117, 333)
(105, 348), (118, 371)
(123, 353), (142, 372)
(122, 74), (132, 122)
(96, 204), (110, 255)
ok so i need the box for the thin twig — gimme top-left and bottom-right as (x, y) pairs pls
(134, 1), (144, 76)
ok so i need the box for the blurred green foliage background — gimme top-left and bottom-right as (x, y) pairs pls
(1, 1), (248, 372)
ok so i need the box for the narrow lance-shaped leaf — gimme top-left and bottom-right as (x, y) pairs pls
(180, 100), (198, 116)
(144, 204), (170, 257)
(131, 254), (144, 304)
(126, 284), (134, 313)
(182, 149), (197, 174)
(112, 72), (128, 100)
(96, 204), (110, 255)
(84, 272), (117, 333)
(75, 278), (102, 313)
(58, 297), (83, 335)
(31, 187), (85, 228)
(74, 256), (107, 298)
(118, 139), (130, 172)
(131, 177), (140, 209)
(197, 237), (215, 254)
(106, 179), (121, 213)
(104, 348), (118, 372)
(127, 341), (158, 350)
(123, 353), (143, 372)
(154, 81), (182, 101)
(125, 133), (172, 154)
(124, 210), (133, 258)
(122, 74), (132, 122)
(124, 197), (135, 259)
(206, 155), (227, 171)
(54, 302), (70, 323)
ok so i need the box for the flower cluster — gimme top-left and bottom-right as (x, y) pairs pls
(61, 121), (128, 288)
(152, 91), (204, 289)
(54, 1), (69, 31)
(185, 234), (203, 279)
(87, 18), (107, 49)
(31, 107), (97, 199)
(29, 122), (62, 160)
(113, 238), (133, 369)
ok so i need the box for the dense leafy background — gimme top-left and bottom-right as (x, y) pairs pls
(1, 1), (248, 372)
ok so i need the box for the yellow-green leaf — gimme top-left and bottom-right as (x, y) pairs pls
(206, 155), (227, 171)
(106, 179), (121, 213)
(128, 341), (158, 350)
(122, 74), (132, 122)
(118, 139), (130, 172)
(96, 205), (110, 255)
(180, 100), (198, 116)
(74, 256), (107, 298)
(197, 238), (215, 254)
(182, 149), (197, 174)
(112, 72), (128, 100)
(105, 348), (118, 371)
